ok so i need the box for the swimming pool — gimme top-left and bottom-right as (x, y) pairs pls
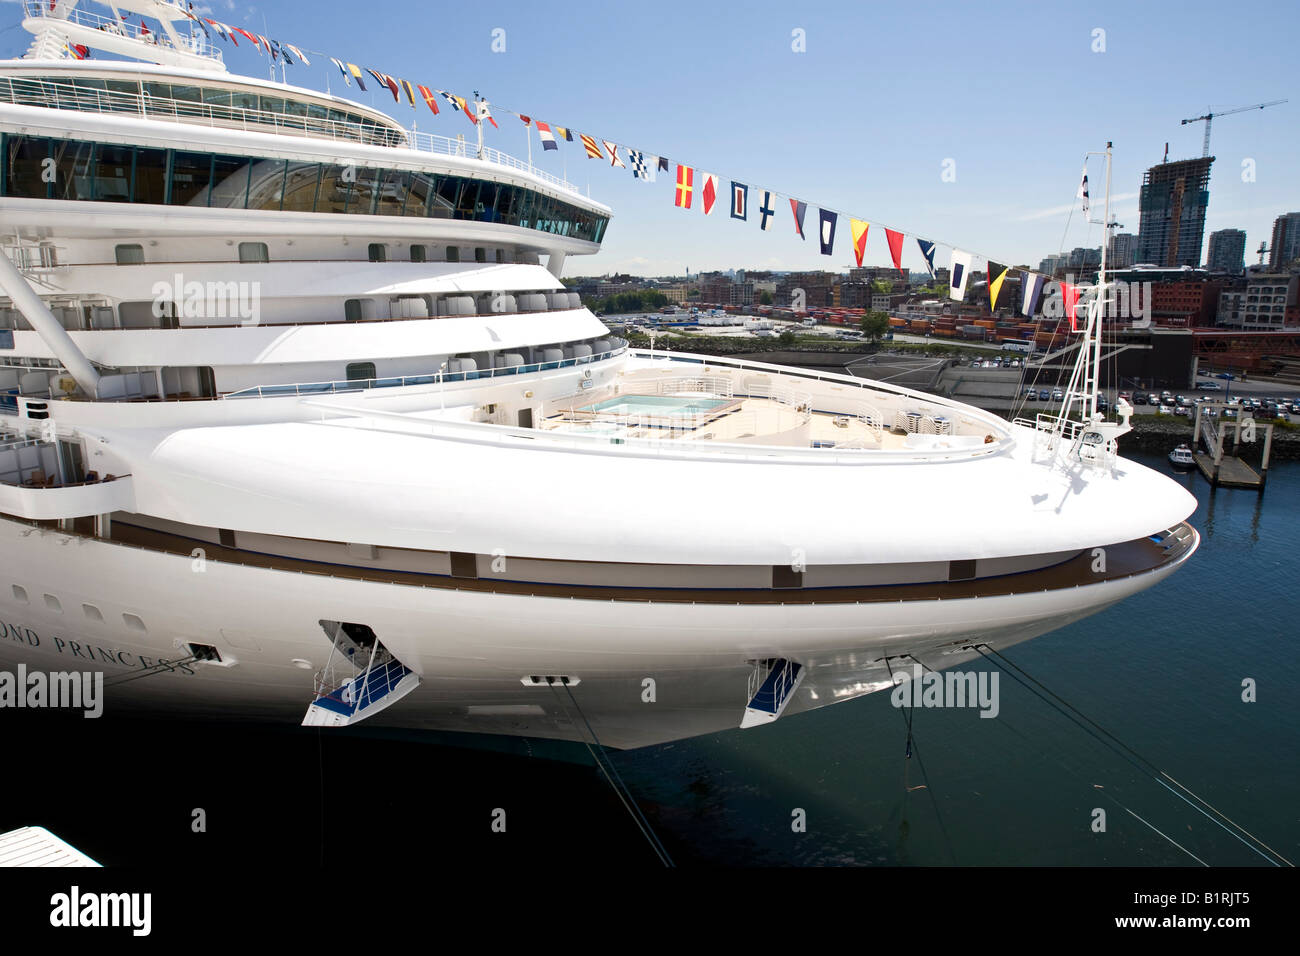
(579, 394), (736, 418)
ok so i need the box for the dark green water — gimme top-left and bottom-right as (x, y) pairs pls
(3, 454), (1294, 868)
(611, 451), (1299, 866)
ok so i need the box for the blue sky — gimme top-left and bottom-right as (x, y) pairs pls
(6, 0), (1297, 277)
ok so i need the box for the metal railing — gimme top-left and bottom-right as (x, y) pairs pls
(223, 339), (628, 400)
(0, 75), (405, 147)
(23, 1), (224, 62)
(406, 131), (579, 194)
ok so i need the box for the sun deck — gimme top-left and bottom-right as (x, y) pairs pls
(539, 356), (997, 452)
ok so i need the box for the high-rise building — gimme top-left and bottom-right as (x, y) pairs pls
(1109, 232), (1136, 269)
(1269, 212), (1300, 269)
(1205, 229), (1246, 273)
(1135, 156), (1214, 267)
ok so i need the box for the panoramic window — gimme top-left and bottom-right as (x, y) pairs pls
(0, 133), (609, 242)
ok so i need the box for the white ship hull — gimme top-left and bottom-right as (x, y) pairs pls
(0, 512), (1197, 749)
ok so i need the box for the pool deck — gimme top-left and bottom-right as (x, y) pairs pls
(543, 394), (934, 449)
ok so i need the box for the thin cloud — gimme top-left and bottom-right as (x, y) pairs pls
(1016, 192), (1139, 222)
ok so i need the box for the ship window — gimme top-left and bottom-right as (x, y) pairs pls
(347, 167), (379, 215)
(238, 242), (269, 264)
(52, 139), (95, 202)
(11, 585), (27, 604)
(456, 180), (479, 220)
(281, 161), (320, 213)
(346, 362), (376, 382)
(246, 158), (287, 211)
(169, 151), (213, 206)
(201, 87), (233, 108)
(5, 135), (51, 198)
(133, 147), (168, 205)
(475, 247), (487, 263)
(91, 143), (133, 202)
(477, 181), (500, 220)
(210, 154), (252, 209)
(115, 244), (145, 266)
(406, 173), (435, 217)
(772, 566), (803, 589)
(375, 169), (408, 216)
(344, 298), (376, 322)
(431, 175), (459, 217)
(119, 300), (175, 328)
(445, 246), (460, 263)
(496, 248), (506, 263)
(410, 244), (427, 263)
(948, 559), (977, 582)
(368, 243), (387, 263)
(449, 552), (478, 579)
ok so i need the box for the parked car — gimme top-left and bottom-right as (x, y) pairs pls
(1133, 393), (1148, 405)
(1097, 396), (1109, 411)
(1217, 372), (1235, 380)
(1290, 402), (1300, 415)
(1118, 390), (1132, 401)
(1158, 404), (1174, 415)
(1147, 393), (1160, 405)
(1051, 389), (1065, 401)
(1199, 381), (1221, 390)
(1039, 389), (1051, 401)
(1022, 386), (1038, 398)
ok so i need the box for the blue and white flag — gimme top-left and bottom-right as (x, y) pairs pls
(818, 208), (837, 255)
(916, 238), (937, 277)
(758, 190), (775, 231)
(730, 182), (748, 220)
(1020, 271), (1047, 316)
(629, 149), (655, 181)
(949, 249), (973, 301)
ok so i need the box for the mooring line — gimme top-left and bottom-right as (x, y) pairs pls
(547, 682), (674, 867)
(973, 644), (1288, 867)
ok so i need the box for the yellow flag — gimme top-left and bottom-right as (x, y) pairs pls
(850, 219), (870, 267)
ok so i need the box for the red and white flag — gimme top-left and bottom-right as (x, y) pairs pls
(700, 173), (719, 215)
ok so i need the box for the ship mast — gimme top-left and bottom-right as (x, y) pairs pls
(1091, 141), (1112, 418)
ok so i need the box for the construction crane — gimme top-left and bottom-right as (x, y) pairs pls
(1181, 100), (1288, 157)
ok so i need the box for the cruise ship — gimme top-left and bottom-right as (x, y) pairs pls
(0, 1), (1198, 748)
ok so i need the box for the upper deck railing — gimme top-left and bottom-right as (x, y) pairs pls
(22, 1), (224, 63)
(0, 75), (582, 194)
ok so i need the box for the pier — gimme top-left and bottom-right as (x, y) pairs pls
(1193, 404), (1273, 490)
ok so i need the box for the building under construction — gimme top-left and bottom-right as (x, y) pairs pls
(1136, 156), (1215, 268)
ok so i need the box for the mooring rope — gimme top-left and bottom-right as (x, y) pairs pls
(547, 681), (674, 867)
(974, 643), (1290, 867)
